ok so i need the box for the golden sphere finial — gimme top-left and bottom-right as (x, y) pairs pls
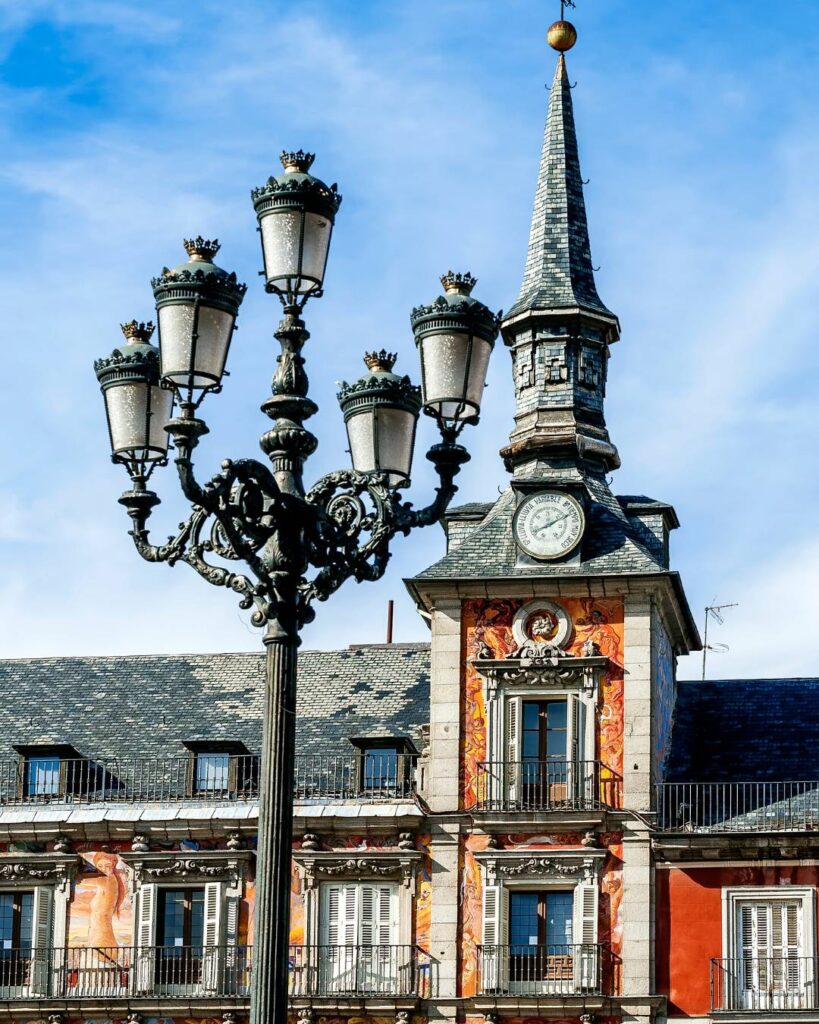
(547, 19), (577, 52)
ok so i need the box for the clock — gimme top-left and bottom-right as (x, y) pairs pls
(513, 491), (585, 561)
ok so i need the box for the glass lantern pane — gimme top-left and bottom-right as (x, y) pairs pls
(158, 304), (234, 388)
(420, 331), (472, 420)
(299, 211), (332, 292)
(464, 336), (493, 410)
(147, 384), (174, 453)
(105, 382), (150, 456)
(374, 406), (416, 486)
(259, 209), (304, 287)
(346, 411), (376, 474)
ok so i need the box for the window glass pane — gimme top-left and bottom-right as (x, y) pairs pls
(195, 753), (230, 792)
(545, 891), (573, 946)
(26, 756), (61, 796)
(0, 894), (13, 951)
(363, 748), (398, 788)
(159, 889), (188, 950)
(546, 701), (568, 760)
(18, 893), (33, 951)
(522, 702), (541, 762)
(189, 890), (205, 949)
(509, 891), (539, 952)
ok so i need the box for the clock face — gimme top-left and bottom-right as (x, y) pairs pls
(513, 491), (585, 561)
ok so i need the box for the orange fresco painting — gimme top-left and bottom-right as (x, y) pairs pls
(414, 833), (432, 953)
(461, 597), (625, 808)
(70, 850), (132, 948)
(289, 860), (305, 946)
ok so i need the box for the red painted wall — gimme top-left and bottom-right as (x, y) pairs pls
(657, 865), (819, 1017)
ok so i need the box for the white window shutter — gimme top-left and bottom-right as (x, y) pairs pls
(29, 887), (54, 997)
(133, 883), (157, 995)
(321, 883), (358, 994)
(574, 881), (599, 990)
(223, 888), (240, 974)
(482, 881), (503, 991)
(506, 696), (521, 804)
(202, 882), (224, 992)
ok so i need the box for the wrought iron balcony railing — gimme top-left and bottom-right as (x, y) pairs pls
(475, 761), (621, 812)
(476, 943), (607, 996)
(711, 956), (817, 1011)
(0, 753), (416, 806)
(656, 782), (819, 833)
(288, 944), (425, 998)
(0, 944), (252, 999)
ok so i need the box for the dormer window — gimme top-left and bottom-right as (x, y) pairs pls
(14, 745), (83, 801)
(182, 741), (254, 798)
(349, 737), (417, 798)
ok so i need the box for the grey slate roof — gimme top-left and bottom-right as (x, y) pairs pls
(506, 54), (614, 321)
(666, 679), (819, 783)
(413, 480), (666, 580)
(0, 645), (430, 762)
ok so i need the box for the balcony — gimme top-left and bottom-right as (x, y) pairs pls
(0, 945), (251, 1000)
(289, 944), (425, 998)
(711, 956), (817, 1012)
(656, 782), (819, 834)
(476, 943), (607, 996)
(474, 761), (621, 813)
(0, 753), (416, 807)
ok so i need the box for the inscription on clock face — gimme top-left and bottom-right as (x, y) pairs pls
(513, 491), (585, 561)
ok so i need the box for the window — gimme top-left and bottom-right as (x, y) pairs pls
(133, 879), (240, 997)
(317, 882), (400, 995)
(195, 754), (231, 794)
(0, 888), (54, 996)
(183, 741), (255, 798)
(722, 889), (816, 1011)
(362, 748), (399, 792)
(25, 758), (61, 798)
(481, 869), (599, 995)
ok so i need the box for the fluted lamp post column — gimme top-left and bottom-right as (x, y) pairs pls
(94, 149), (500, 1024)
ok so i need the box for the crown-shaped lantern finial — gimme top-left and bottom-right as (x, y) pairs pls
(440, 271), (477, 296)
(280, 150), (316, 173)
(183, 236), (221, 261)
(363, 350), (397, 373)
(120, 320), (156, 344)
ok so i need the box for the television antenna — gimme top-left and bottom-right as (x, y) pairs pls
(702, 600), (738, 680)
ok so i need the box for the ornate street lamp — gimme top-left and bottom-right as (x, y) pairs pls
(94, 320), (174, 480)
(338, 351), (422, 488)
(411, 270), (498, 429)
(94, 152), (499, 1024)
(152, 237), (247, 400)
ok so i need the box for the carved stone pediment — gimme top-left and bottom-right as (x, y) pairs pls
(474, 652), (608, 693)
(295, 850), (421, 890)
(475, 850), (604, 885)
(0, 852), (80, 891)
(121, 849), (250, 892)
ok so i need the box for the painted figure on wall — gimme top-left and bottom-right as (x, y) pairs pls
(71, 850), (131, 948)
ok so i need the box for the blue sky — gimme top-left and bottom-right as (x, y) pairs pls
(1, 0), (818, 680)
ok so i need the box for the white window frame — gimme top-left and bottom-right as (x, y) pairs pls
(125, 853), (247, 999)
(722, 886), (816, 1011)
(479, 854), (602, 995)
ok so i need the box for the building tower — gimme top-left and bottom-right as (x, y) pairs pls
(408, 16), (700, 1024)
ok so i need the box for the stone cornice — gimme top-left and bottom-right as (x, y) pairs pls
(474, 849), (605, 885)
(474, 653), (608, 694)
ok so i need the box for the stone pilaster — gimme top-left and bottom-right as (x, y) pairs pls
(425, 598), (462, 813)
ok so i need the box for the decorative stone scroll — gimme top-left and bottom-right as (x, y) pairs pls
(122, 850), (250, 893)
(476, 851), (604, 886)
(0, 853), (79, 892)
(296, 851), (421, 891)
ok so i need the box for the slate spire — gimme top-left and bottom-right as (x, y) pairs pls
(507, 54), (613, 320)
(500, 41), (621, 480)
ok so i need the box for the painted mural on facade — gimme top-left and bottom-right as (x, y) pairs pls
(459, 832), (623, 999)
(70, 848), (133, 947)
(652, 614), (675, 782)
(460, 597), (625, 808)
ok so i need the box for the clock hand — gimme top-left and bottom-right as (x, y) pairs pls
(533, 511), (571, 538)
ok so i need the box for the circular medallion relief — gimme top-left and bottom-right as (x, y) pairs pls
(512, 599), (572, 650)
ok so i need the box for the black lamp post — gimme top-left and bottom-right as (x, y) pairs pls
(94, 150), (499, 1024)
